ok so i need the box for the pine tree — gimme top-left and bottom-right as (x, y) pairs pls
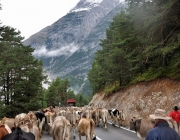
(0, 25), (46, 118)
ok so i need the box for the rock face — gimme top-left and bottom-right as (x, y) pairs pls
(89, 78), (180, 126)
(23, 0), (125, 95)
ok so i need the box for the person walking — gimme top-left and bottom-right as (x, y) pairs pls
(145, 109), (180, 140)
(169, 106), (180, 132)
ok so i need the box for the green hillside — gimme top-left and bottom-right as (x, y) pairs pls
(88, 0), (180, 95)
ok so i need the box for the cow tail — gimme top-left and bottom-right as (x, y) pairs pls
(105, 113), (107, 124)
(90, 119), (96, 139)
(62, 120), (67, 140)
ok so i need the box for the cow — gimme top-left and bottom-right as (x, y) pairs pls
(64, 119), (72, 140)
(19, 123), (30, 133)
(70, 109), (82, 139)
(30, 120), (40, 140)
(16, 113), (40, 140)
(99, 108), (108, 130)
(129, 117), (155, 140)
(1, 117), (15, 131)
(27, 111), (41, 139)
(51, 116), (72, 140)
(0, 124), (12, 140)
(15, 113), (27, 127)
(82, 108), (92, 119)
(92, 108), (100, 127)
(78, 118), (96, 140)
(108, 108), (125, 127)
(34, 111), (46, 136)
(129, 117), (179, 140)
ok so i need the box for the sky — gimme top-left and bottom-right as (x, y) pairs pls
(0, 0), (80, 40)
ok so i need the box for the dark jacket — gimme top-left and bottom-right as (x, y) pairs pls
(2, 127), (35, 140)
(145, 120), (180, 140)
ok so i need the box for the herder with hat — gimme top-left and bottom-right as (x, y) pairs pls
(169, 106), (180, 132)
(145, 109), (180, 140)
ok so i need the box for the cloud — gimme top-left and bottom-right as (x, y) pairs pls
(32, 44), (78, 58)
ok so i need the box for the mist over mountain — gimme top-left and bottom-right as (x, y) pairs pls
(23, 0), (125, 95)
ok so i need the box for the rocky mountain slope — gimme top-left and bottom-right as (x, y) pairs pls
(23, 0), (125, 95)
(89, 78), (180, 126)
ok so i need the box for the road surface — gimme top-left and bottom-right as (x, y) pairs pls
(41, 122), (140, 140)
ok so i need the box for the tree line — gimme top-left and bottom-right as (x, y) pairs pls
(88, 0), (180, 94)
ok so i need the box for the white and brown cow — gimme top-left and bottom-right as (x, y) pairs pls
(78, 118), (96, 140)
(108, 108), (125, 127)
(14, 113), (27, 127)
(34, 111), (46, 137)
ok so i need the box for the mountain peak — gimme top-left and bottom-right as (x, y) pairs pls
(70, 0), (124, 13)
(70, 0), (103, 12)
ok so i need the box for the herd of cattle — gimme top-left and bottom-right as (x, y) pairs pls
(0, 106), (125, 140)
(0, 106), (179, 140)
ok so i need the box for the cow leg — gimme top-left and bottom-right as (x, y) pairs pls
(86, 130), (91, 140)
(104, 121), (108, 131)
(102, 119), (107, 130)
(119, 120), (122, 127)
(73, 126), (76, 139)
(78, 134), (82, 140)
(96, 117), (100, 127)
(100, 118), (103, 128)
(112, 119), (115, 126)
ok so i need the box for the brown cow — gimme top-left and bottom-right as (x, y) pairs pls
(99, 108), (108, 131)
(51, 116), (72, 140)
(30, 121), (40, 140)
(92, 108), (100, 127)
(129, 117), (155, 140)
(0, 117), (15, 139)
(1, 117), (15, 130)
(0, 125), (12, 140)
(78, 118), (96, 140)
(129, 117), (179, 140)
(44, 111), (55, 135)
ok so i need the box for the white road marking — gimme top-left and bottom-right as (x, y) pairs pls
(96, 136), (102, 140)
(108, 122), (136, 133)
(95, 121), (136, 140)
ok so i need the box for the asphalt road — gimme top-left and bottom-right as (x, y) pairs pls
(41, 122), (140, 140)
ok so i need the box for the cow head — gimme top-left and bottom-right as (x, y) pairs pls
(129, 117), (142, 132)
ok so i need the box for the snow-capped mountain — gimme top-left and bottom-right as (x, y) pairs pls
(23, 0), (125, 95)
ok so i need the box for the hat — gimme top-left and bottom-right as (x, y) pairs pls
(149, 109), (171, 120)
(173, 106), (179, 110)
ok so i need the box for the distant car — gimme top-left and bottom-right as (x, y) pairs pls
(67, 99), (76, 106)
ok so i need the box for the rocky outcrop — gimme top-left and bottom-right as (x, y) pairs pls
(89, 78), (180, 126)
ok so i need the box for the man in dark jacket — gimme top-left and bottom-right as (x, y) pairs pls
(145, 109), (180, 140)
